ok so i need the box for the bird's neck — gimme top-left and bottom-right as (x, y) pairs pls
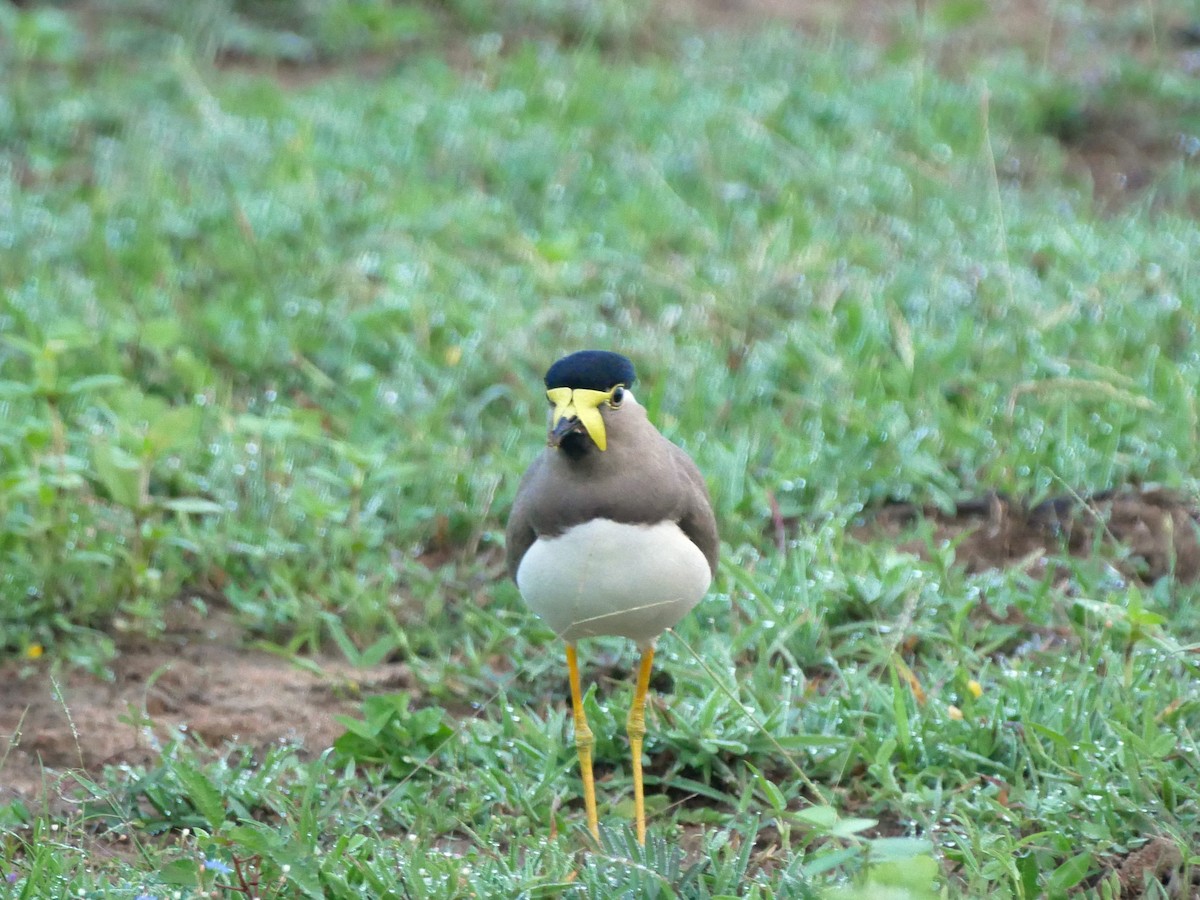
(557, 433), (593, 461)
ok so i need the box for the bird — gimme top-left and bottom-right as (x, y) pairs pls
(505, 349), (719, 844)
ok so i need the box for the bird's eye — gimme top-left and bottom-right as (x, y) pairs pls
(608, 385), (625, 408)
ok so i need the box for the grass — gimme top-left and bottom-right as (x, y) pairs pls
(2, 0), (1200, 896)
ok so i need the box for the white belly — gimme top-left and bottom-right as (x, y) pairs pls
(516, 519), (711, 647)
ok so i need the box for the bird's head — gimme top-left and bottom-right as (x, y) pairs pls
(543, 350), (637, 458)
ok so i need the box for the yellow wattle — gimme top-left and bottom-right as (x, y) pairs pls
(545, 387), (610, 451)
(577, 403), (607, 451)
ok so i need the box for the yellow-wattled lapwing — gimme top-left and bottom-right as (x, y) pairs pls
(506, 350), (718, 844)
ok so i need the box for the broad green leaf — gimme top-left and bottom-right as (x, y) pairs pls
(795, 806), (838, 830)
(747, 764), (787, 813)
(157, 859), (201, 886)
(1045, 852), (1093, 897)
(867, 855), (940, 889)
(174, 766), (226, 832)
(829, 816), (878, 838)
(160, 497), (225, 515)
(65, 374), (123, 395)
(144, 405), (202, 454)
(93, 443), (143, 509)
(1028, 722), (1070, 746)
(867, 838), (935, 862)
(0, 380), (34, 398)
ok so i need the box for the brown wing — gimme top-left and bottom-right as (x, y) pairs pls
(669, 442), (720, 576)
(504, 453), (545, 582)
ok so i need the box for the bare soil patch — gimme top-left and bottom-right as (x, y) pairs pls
(854, 486), (1200, 583)
(1107, 835), (1198, 898)
(0, 603), (412, 811)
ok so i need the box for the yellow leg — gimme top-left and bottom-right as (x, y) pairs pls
(566, 643), (600, 841)
(626, 645), (656, 845)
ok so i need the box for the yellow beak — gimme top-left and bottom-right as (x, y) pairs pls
(546, 387), (611, 451)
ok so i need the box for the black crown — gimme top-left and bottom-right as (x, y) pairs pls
(544, 350), (637, 392)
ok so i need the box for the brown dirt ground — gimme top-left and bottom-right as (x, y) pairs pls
(0, 602), (413, 812)
(854, 486), (1200, 584)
